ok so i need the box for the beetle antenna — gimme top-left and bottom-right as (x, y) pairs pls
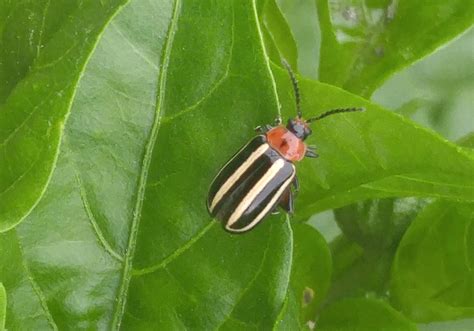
(281, 59), (302, 118)
(306, 107), (365, 123)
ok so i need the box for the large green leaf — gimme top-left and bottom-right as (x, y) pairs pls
(391, 200), (474, 322)
(0, 0), (294, 329)
(316, 0), (474, 96)
(317, 297), (418, 331)
(272, 68), (474, 218)
(0, 0), (129, 232)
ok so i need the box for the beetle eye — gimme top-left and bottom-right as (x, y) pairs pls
(287, 119), (296, 130)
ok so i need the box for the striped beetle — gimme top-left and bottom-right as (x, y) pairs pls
(207, 61), (364, 233)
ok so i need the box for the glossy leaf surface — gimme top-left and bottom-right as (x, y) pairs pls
(317, 0), (474, 96)
(0, 0), (293, 329)
(317, 298), (418, 331)
(391, 200), (474, 322)
(0, 0), (129, 232)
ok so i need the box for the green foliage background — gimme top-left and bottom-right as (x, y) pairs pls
(0, 0), (473, 329)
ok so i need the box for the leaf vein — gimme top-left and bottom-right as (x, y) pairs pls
(16, 234), (58, 331)
(111, 22), (159, 70)
(75, 173), (124, 262)
(161, 6), (235, 124)
(36, 0), (51, 58)
(110, 0), (181, 328)
(131, 222), (215, 276)
(0, 88), (60, 148)
(216, 225), (274, 330)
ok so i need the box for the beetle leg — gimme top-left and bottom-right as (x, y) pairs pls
(292, 175), (299, 194)
(254, 124), (273, 133)
(305, 146), (319, 158)
(278, 187), (294, 215)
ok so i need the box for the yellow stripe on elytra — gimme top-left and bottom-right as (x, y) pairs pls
(210, 143), (269, 211)
(227, 158), (285, 227)
(227, 167), (295, 233)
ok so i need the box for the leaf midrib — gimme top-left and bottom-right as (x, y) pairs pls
(110, 0), (181, 328)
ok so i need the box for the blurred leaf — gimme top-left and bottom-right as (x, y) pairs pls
(0, 0), (294, 329)
(0, 0), (129, 232)
(391, 200), (474, 322)
(374, 29), (474, 141)
(394, 99), (431, 118)
(326, 236), (393, 305)
(329, 234), (363, 278)
(327, 196), (427, 305)
(317, 297), (418, 331)
(316, 0), (474, 96)
(418, 318), (474, 331)
(327, 133), (474, 306)
(272, 69), (474, 218)
(334, 197), (428, 250)
(277, 0), (320, 78)
(261, 0), (298, 69)
(459, 133), (474, 149)
(0, 283), (5, 330)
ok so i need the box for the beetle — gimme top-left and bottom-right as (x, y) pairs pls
(207, 61), (364, 233)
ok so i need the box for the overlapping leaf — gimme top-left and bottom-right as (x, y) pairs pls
(317, 0), (474, 96)
(391, 200), (474, 322)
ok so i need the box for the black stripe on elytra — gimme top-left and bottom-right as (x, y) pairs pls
(207, 135), (267, 211)
(229, 156), (294, 231)
(213, 150), (274, 222)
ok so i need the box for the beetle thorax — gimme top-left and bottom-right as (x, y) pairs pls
(266, 126), (306, 162)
